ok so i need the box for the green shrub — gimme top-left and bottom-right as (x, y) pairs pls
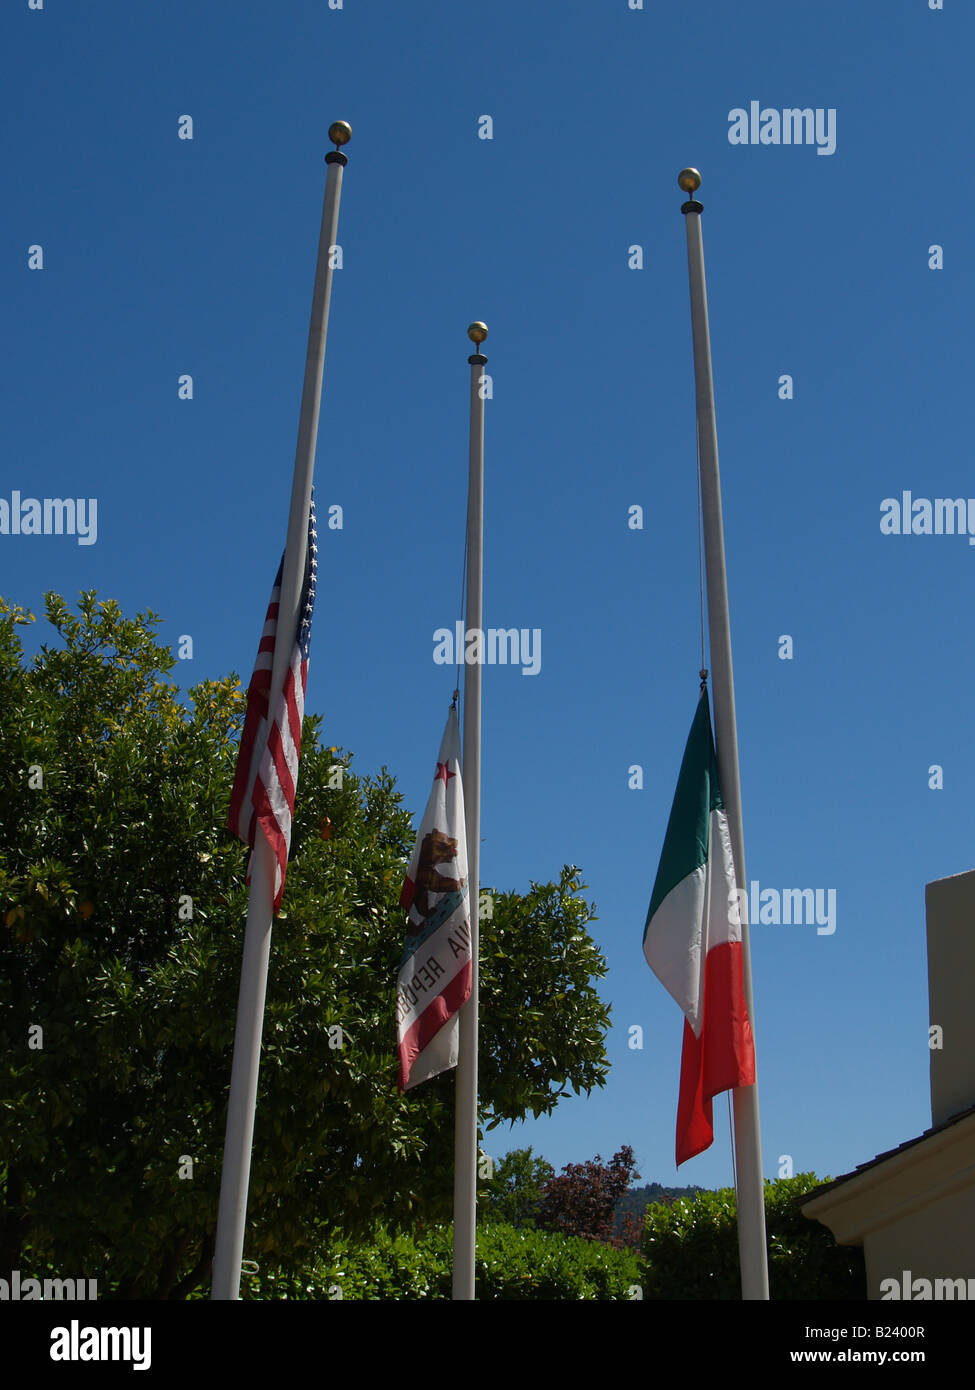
(471, 1222), (640, 1300)
(241, 1226), (449, 1301)
(640, 1173), (866, 1300)
(240, 1220), (641, 1300)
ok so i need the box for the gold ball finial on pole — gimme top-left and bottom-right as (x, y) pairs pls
(467, 322), (488, 346)
(678, 168), (702, 195)
(329, 120), (352, 148)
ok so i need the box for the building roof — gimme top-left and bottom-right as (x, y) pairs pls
(797, 1101), (975, 1205)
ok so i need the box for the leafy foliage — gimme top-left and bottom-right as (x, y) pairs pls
(0, 593), (613, 1298)
(612, 1180), (706, 1247)
(239, 1220), (641, 1301)
(478, 871), (610, 1128)
(537, 1145), (640, 1244)
(480, 1146), (554, 1229)
(640, 1173), (867, 1300)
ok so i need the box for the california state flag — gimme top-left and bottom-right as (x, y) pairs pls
(396, 708), (473, 1091)
(643, 688), (755, 1165)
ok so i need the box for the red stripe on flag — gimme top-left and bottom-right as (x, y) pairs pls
(285, 667), (303, 752)
(252, 780), (286, 874)
(267, 715), (296, 812)
(229, 505), (317, 916)
(675, 940), (755, 1165)
(397, 961), (472, 1092)
(227, 693), (267, 839)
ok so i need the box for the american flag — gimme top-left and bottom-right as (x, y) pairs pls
(228, 495), (318, 913)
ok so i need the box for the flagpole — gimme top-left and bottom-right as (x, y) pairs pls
(210, 121), (351, 1301)
(453, 321), (487, 1300)
(678, 168), (769, 1301)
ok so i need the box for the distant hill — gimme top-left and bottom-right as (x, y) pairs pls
(613, 1181), (708, 1235)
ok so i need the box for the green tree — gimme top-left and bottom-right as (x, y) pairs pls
(0, 593), (612, 1299)
(480, 1147), (554, 1229)
(537, 1145), (640, 1243)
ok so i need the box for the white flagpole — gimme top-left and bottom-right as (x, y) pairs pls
(452, 321), (487, 1300)
(678, 168), (770, 1300)
(211, 121), (351, 1301)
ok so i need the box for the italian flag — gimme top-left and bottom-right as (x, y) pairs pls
(643, 688), (756, 1165)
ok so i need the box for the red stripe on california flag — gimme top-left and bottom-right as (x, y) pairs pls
(675, 941), (755, 1165)
(398, 962), (472, 1091)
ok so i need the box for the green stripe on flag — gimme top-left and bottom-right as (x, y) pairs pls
(644, 689), (724, 937)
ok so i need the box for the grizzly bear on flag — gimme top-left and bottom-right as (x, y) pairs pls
(408, 829), (463, 919)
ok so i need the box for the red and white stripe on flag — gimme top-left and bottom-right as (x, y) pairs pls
(228, 496), (318, 914)
(396, 707), (473, 1091)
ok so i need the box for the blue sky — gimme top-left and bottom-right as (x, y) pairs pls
(4, 0), (972, 1200)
